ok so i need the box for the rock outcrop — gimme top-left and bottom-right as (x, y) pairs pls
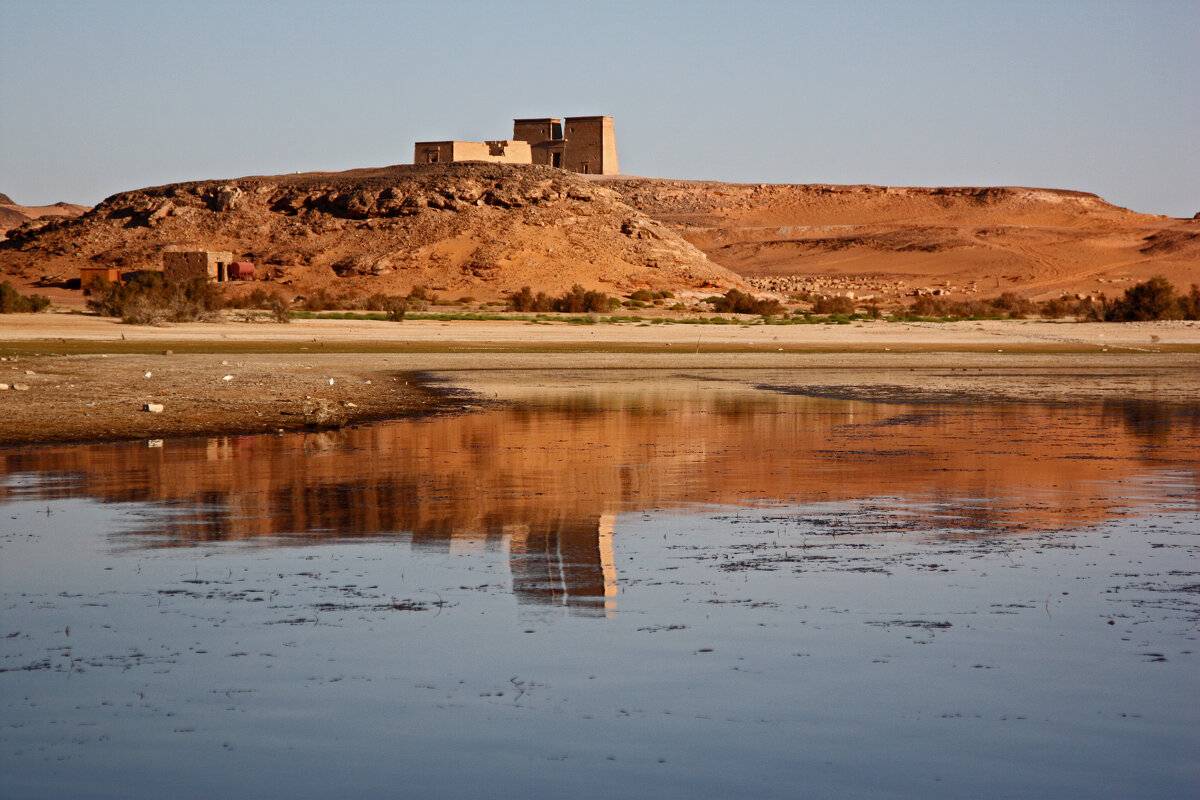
(0, 164), (741, 299)
(0, 195), (89, 240)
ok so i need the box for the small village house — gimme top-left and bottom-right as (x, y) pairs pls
(162, 247), (235, 282)
(78, 266), (121, 294)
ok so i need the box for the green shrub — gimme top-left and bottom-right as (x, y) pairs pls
(267, 295), (292, 323)
(87, 275), (225, 323)
(408, 285), (436, 303)
(385, 297), (408, 321)
(0, 281), (51, 313)
(904, 296), (974, 319)
(812, 295), (856, 315)
(506, 286), (554, 312)
(1181, 284), (1200, 320)
(901, 293), (1039, 320)
(298, 288), (337, 312)
(1107, 276), (1190, 321)
(708, 289), (785, 317)
(1038, 296), (1073, 319)
(1034, 295), (1106, 321)
(990, 292), (1037, 318)
(506, 285), (611, 313)
(553, 285), (610, 313)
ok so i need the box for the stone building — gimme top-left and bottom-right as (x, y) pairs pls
(163, 247), (234, 282)
(412, 139), (532, 167)
(414, 116), (618, 175)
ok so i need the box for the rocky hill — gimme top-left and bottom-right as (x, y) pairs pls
(4, 166), (1196, 308)
(0, 194), (89, 240)
(601, 178), (1200, 302)
(0, 164), (742, 301)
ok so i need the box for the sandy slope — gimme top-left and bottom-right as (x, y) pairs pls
(603, 177), (1200, 303)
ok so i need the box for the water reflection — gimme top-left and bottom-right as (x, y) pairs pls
(2, 388), (1197, 615)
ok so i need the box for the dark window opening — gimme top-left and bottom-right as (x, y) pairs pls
(551, 152), (562, 168)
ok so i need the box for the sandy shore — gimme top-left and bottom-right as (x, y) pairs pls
(3, 312), (1200, 350)
(2, 314), (1198, 445)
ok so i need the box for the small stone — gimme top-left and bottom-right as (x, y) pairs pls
(222, 375), (233, 381)
(13, 383), (30, 391)
(0, 383), (9, 390)
(162, 349), (174, 356)
(143, 403), (164, 413)
(144, 372), (152, 378)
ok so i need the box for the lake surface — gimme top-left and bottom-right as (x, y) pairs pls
(2, 373), (1198, 798)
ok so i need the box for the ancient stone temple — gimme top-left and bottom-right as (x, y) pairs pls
(414, 116), (618, 175)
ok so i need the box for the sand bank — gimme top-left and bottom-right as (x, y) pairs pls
(2, 314), (1198, 444)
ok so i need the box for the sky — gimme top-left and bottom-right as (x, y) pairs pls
(1, 0), (1197, 217)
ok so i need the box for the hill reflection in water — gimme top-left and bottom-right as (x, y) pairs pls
(3, 386), (1197, 616)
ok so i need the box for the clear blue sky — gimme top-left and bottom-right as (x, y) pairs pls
(2, 0), (1197, 216)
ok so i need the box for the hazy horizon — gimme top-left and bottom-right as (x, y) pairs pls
(2, 0), (1197, 217)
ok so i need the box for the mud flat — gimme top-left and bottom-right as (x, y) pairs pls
(1, 380), (1197, 799)
(3, 312), (1200, 349)
(2, 314), (1198, 444)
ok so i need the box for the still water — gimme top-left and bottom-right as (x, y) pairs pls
(2, 375), (1197, 798)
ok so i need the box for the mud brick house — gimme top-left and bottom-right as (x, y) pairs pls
(163, 247), (234, 282)
(415, 115), (618, 175)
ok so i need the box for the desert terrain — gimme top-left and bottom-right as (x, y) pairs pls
(0, 192), (87, 242)
(601, 177), (1200, 303)
(0, 164), (742, 308)
(2, 163), (1197, 310)
(3, 162), (1198, 444)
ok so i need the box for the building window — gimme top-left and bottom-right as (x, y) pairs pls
(427, 151), (439, 163)
(552, 152), (562, 168)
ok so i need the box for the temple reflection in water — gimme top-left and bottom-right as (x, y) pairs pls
(2, 388), (1197, 615)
